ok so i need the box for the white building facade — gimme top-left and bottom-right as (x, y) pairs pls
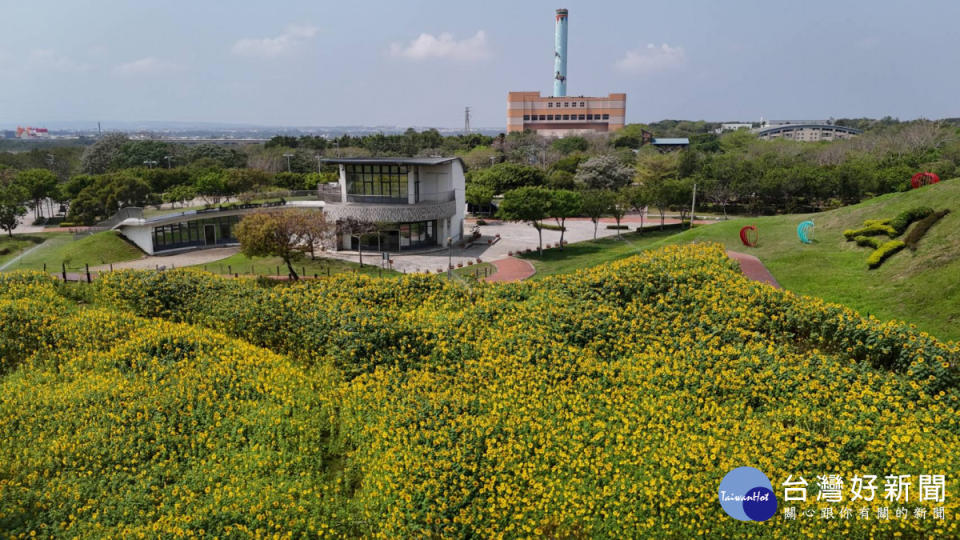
(114, 157), (466, 255)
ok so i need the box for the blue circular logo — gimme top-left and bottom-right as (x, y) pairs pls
(718, 467), (778, 521)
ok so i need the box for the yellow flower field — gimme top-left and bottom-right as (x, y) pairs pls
(1, 243), (957, 538)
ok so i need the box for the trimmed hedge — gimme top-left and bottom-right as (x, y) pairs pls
(867, 240), (906, 269)
(844, 223), (896, 240)
(904, 209), (950, 251)
(854, 235), (884, 249)
(605, 224), (630, 230)
(889, 206), (933, 235)
(538, 223), (566, 231)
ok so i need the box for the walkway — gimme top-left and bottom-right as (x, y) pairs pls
(726, 251), (781, 289)
(90, 247), (239, 272)
(484, 256), (536, 283)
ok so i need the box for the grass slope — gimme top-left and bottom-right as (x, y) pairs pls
(648, 180), (960, 341)
(4, 231), (145, 272)
(518, 228), (679, 279)
(189, 251), (401, 278)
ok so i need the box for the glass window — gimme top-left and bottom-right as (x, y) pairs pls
(547, 115), (553, 121)
(580, 101), (585, 107)
(523, 115), (530, 120)
(578, 114), (585, 120)
(587, 114), (593, 120)
(539, 115), (545, 120)
(547, 102), (553, 108)
(602, 114), (610, 120)
(563, 114), (569, 120)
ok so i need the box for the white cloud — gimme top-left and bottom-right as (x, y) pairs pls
(232, 24), (319, 58)
(615, 43), (686, 75)
(389, 30), (491, 61)
(114, 57), (182, 76)
(29, 49), (91, 72)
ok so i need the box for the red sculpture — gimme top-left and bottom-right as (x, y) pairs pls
(911, 172), (940, 189)
(739, 225), (758, 247)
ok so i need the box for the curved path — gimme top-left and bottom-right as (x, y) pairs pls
(484, 257), (536, 283)
(726, 251), (781, 289)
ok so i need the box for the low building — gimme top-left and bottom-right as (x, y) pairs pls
(506, 92), (626, 136)
(754, 123), (862, 142)
(650, 138), (689, 152)
(113, 157), (466, 255)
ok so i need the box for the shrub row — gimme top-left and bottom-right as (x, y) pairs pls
(867, 239), (906, 269)
(843, 222), (895, 239)
(889, 206), (934, 235)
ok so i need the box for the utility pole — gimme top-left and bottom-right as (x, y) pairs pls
(315, 154), (321, 174)
(283, 153), (294, 172)
(164, 155), (173, 169)
(464, 107), (471, 134)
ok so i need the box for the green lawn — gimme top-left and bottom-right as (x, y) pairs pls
(0, 235), (46, 267)
(453, 262), (496, 281)
(517, 228), (683, 279)
(188, 252), (401, 279)
(510, 181), (960, 342)
(3, 231), (146, 272)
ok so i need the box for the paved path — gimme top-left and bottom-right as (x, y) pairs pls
(484, 257), (536, 283)
(90, 247), (239, 271)
(726, 250), (781, 289)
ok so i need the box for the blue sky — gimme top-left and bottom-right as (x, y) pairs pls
(1, 0), (958, 129)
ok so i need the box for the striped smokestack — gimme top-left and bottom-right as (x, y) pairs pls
(553, 8), (568, 97)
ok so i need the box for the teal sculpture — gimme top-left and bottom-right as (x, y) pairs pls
(797, 220), (814, 244)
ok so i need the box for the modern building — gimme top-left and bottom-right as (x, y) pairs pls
(507, 9), (626, 136)
(320, 157), (465, 252)
(113, 157), (465, 255)
(714, 123), (754, 134)
(754, 123), (862, 142)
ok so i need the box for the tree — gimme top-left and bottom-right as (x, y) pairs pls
(575, 155), (634, 190)
(80, 133), (129, 174)
(551, 136), (588, 155)
(623, 185), (651, 232)
(546, 169), (576, 190)
(609, 189), (630, 239)
(163, 185), (197, 208)
(235, 209), (326, 281)
(0, 179), (27, 237)
(497, 186), (553, 255)
(195, 171), (227, 204)
(465, 183), (495, 215)
(15, 168), (58, 219)
(549, 189), (582, 248)
(470, 162), (545, 194)
(336, 217), (378, 267)
(580, 189), (615, 239)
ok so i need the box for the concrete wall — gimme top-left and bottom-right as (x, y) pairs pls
(118, 223), (155, 255)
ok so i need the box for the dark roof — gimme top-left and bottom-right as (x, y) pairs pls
(319, 157), (463, 166)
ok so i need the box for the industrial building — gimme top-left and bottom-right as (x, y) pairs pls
(507, 9), (626, 136)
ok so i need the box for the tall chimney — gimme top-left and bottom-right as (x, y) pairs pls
(553, 8), (568, 97)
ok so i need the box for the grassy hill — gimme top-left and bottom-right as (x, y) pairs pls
(644, 180), (960, 341)
(2, 231), (145, 272)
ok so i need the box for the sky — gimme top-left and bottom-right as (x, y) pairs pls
(1, 0), (959, 129)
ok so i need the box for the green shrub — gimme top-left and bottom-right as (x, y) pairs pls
(843, 223), (895, 240)
(904, 209), (950, 251)
(854, 235), (884, 249)
(867, 240), (906, 269)
(889, 206), (933, 235)
(605, 224), (630, 230)
(538, 223), (566, 231)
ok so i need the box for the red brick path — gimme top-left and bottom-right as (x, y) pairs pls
(726, 251), (781, 289)
(485, 257), (536, 283)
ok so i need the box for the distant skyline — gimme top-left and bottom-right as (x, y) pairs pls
(2, 0), (959, 129)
